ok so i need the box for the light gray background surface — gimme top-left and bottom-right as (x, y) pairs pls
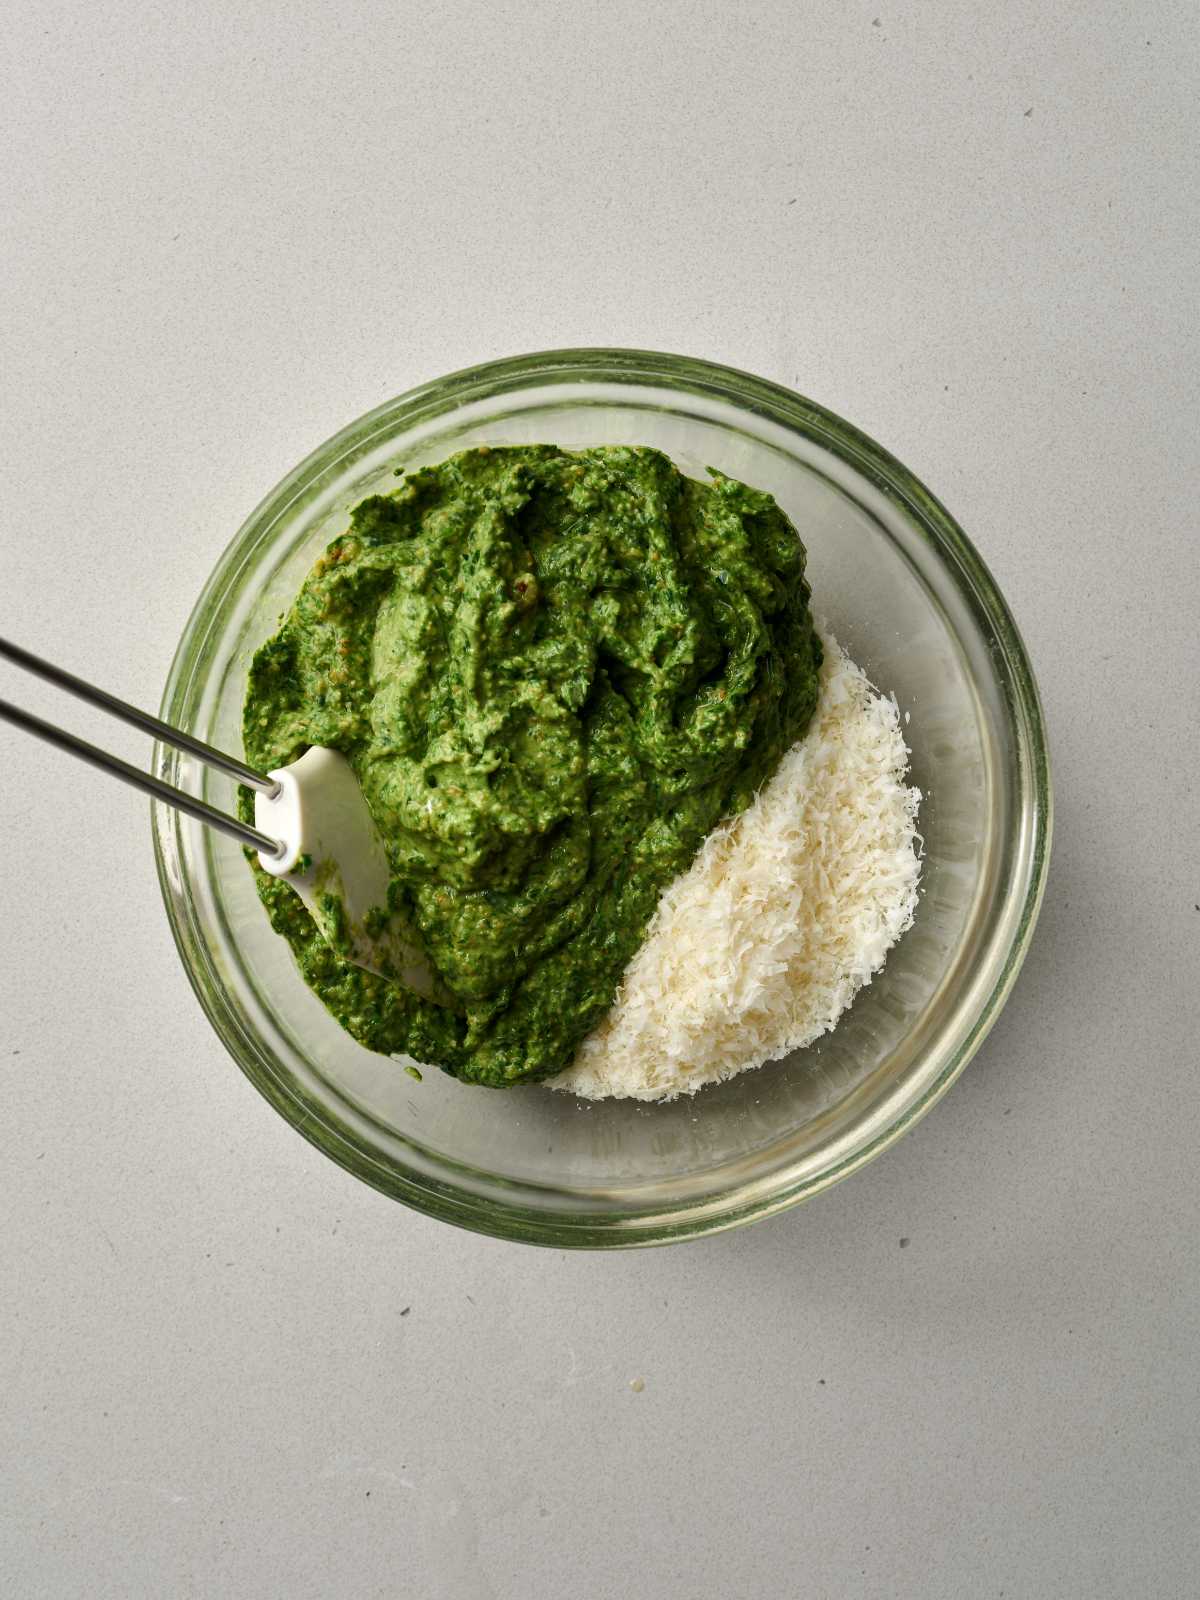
(2, 3), (1198, 1596)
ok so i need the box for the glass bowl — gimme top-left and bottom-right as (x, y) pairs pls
(154, 349), (1051, 1247)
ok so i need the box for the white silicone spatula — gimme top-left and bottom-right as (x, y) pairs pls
(252, 745), (451, 1002)
(0, 636), (448, 1005)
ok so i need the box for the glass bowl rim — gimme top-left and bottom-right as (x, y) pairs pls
(153, 346), (1053, 1248)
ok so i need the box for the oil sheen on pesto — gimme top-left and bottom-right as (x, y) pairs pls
(243, 445), (821, 1087)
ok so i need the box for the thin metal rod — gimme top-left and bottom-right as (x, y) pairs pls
(0, 699), (285, 858)
(0, 635), (280, 797)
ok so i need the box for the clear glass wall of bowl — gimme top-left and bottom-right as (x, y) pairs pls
(155, 351), (1050, 1245)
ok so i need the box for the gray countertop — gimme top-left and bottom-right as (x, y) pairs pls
(2, 3), (1197, 1596)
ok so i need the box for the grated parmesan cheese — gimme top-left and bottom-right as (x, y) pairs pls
(548, 633), (921, 1102)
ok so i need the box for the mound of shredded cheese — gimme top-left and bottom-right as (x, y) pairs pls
(549, 634), (921, 1102)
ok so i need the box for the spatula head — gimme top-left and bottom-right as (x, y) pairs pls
(254, 745), (451, 1007)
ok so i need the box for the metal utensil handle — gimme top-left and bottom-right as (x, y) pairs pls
(0, 698), (284, 857)
(0, 635), (280, 796)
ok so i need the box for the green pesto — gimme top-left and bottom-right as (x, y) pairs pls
(242, 445), (821, 1087)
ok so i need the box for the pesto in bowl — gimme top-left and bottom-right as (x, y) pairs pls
(243, 445), (820, 1086)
